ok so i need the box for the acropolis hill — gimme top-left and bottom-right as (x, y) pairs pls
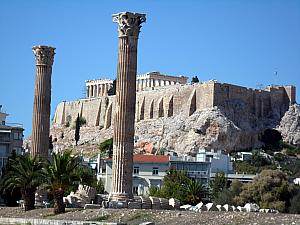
(50, 71), (298, 154)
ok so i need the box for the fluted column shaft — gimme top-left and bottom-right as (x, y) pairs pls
(31, 46), (55, 157)
(111, 36), (138, 200)
(110, 12), (146, 202)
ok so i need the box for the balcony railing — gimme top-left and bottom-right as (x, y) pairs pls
(186, 170), (209, 176)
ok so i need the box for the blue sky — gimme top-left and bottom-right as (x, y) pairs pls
(0, 0), (299, 137)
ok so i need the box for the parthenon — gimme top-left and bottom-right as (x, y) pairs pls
(136, 71), (188, 91)
(85, 79), (113, 98)
(85, 71), (188, 98)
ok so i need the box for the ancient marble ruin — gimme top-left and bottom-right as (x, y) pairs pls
(86, 79), (113, 98)
(108, 12), (146, 202)
(136, 72), (187, 92)
(31, 46), (55, 157)
(85, 71), (188, 98)
(53, 82), (295, 128)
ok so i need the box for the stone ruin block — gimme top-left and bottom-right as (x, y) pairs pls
(138, 196), (152, 209)
(244, 203), (260, 212)
(216, 204), (226, 211)
(222, 204), (233, 212)
(63, 184), (97, 208)
(200, 205), (208, 211)
(205, 203), (218, 211)
(179, 204), (192, 210)
(128, 201), (142, 209)
(94, 194), (108, 205)
(149, 196), (161, 210)
(169, 198), (180, 209)
(194, 202), (204, 211)
(84, 204), (102, 209)
(237, 206), (246, 212)
(102, 200), (109, 208)
(159, 198), (170, 210)
(108, 200), (128, 208)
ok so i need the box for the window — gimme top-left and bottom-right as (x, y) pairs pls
(13, 132), (19, 140)
(152, 167), (159, 175)
(133, 166), (139, 175)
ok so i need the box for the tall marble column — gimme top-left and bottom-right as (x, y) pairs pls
(31, 46), (55, 157)
(86, 86), (90, 98)
(109, 12), (146, 202)
(89, 85), (92, 98)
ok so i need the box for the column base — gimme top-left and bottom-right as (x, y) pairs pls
(108, 193), (134, 208)
(108, 192), (133, 202)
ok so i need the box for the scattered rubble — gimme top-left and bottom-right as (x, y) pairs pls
(0, 207), (299, 225)
(63, 185), (96, 208)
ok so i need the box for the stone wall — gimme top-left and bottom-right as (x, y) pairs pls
(52, 82), (295, 130)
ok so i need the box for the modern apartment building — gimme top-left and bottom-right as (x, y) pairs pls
(0, 106), (24, 170)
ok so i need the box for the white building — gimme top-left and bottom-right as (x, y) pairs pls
(196, 149), (234, 174)
(96, 149), (236, 195)
(235, 152), (253, 161)
(97, 154), (170, 195)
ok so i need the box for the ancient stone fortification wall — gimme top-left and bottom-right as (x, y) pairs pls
(52, 82), (295, 128)
(213, 83), (295, 119)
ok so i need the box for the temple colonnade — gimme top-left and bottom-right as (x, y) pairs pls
(86, 80), (113, 98)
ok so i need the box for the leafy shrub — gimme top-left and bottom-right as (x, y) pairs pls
(289, 190), (300, 214)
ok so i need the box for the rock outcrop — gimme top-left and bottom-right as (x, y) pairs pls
(48, 106), (260, 155)
(277, 104), (300, 147)
(25, 104), (299, 156)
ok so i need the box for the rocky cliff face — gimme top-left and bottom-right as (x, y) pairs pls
(277, 104), (300, 147)
(48, 107), (264, 156)
(37, 104), (300, 156)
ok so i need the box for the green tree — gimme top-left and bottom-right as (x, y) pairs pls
(91, 179), (105, 194)
(47, 151), (82, 214)
(250, 150), (271, 167)
(157, 169), (190, 203)
(185, 179), (207, 205)
(0, 151), (22, 206)
(98, 138), (113, 158)
(191, 76), (199, 83)
(148, 169), (206, 204)
(289, 190), (300, 213)
(234, 170), (292, 212)
(211, 171), (227, 200)
(0, 154), (47, 211)
(107, 79), (116, 96)
(214, 180), (243, 205)
(75, 114), (80, 146)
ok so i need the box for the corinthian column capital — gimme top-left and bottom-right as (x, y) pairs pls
(112, 12), (146, 38)
(32, 45), (55, 66)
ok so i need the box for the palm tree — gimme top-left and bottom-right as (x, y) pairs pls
(47, 151), (81, 214)
(0, 154), (47, 211)
(185, 179), (206, 205)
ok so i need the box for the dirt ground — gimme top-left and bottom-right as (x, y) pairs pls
(0, 207), (300, 225)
